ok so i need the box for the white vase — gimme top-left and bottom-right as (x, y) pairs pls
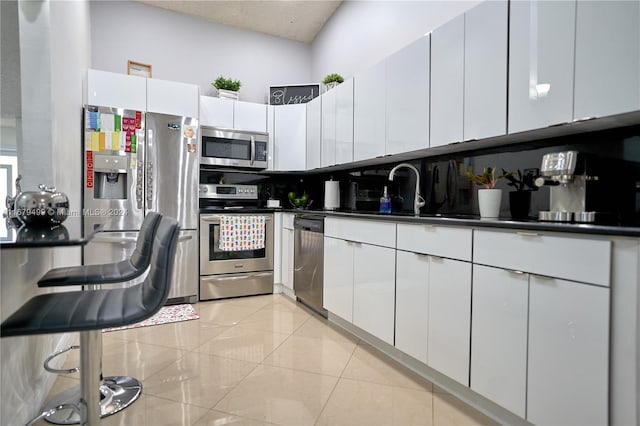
(478, 188), (502, 218)
(218, 89), (239, 101)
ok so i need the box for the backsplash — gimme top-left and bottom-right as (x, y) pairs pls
(270, 124), (640, 226)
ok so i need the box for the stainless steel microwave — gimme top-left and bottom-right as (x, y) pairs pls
(200, 126), (269, 169)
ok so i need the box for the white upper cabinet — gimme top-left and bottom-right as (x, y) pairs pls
(574, 0), (640, 119)
(430, 15), (464, 148)
(386, 35), (430, 155)
(85, 69), (146, 111)
(464, 0), (508, 141)
(306, 96), (322, 170)
(508, 0), (576, 134)
(233, 101), (267, 132)
(273, 104), (306, 171)
(321, 88), (337, 167)
(199, 96), (234, 128)
(146, 78), (199, 118)
(335, 78), (354, 165)
(266, 105), (275, 170)
(353, 61), (386, 161)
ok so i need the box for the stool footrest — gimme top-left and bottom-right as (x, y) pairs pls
(44, 345), (80, 374)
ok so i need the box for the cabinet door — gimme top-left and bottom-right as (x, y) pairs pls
(574, 1), (640, 119)
(323, 237), (353, 322)
(200, 96), (234, 128)
(306, 96), (322, 169)
(427, 257), (471, 385)
(353, 243), (396, 345)
(471, 265), (528, 418)
(527, 276), (609, 426)
(430, 14), (464, 148)
(335, 78), (354, 165)
(508, 0), (576, 133)
(464, 0), (508, 141)
(147, 78), (199, 117)
(266, 105), (275, 170)
(86, 69), (146, 111)
(395, 251), (429, 363)
(321, 89), (336, 167)
(386, 35), (430, 154)
(281, 228), (294, 291)
(273, 104), (306, 171)
(233, 101), (266, 132)
(353, 61), (386, 161)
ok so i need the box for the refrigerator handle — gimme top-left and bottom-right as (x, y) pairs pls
(250, 136), (255, 166)
(146, 161), (153, 206)
(136, 167), (144, 210)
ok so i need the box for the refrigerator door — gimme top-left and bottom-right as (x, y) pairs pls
(145, 113), (199, 230)
(167, 229), (198, 303)
(82, 231), (147, 287)
(83, 107), (145, 235)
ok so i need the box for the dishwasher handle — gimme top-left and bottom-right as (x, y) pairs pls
(294, 217), (324, 233)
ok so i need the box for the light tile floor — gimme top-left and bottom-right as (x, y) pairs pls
(42, 294), (497, 425)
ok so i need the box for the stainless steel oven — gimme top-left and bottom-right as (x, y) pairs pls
(200, 126), (268, 169)
(199, 179), (274, 300)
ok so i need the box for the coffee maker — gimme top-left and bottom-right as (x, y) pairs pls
(535, 150), (612, 223)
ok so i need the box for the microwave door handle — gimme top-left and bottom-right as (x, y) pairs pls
(250, 136), (255, 166)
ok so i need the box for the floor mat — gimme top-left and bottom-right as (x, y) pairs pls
(103, 304), (199, 332)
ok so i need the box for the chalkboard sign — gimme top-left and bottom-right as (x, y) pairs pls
(269, 84), (320, 105)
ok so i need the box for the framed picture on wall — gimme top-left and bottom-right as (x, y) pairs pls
(127, 60), (152, 78)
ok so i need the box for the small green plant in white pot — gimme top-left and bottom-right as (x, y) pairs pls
(212, 76), (241, 100)
(467, 166), (503, 218)
(322, 73), (344, 91)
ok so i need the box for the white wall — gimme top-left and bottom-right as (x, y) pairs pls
(0, 1), (89, 424)
(311, 0), (481, 82)
(90, 1), (311, 104)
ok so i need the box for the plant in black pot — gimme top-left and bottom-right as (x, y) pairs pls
(501, 168), (536, 219)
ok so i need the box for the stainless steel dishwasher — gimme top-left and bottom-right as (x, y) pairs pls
(293, 214), (326, 317)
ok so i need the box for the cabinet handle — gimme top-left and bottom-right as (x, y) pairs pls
(413, 252), (429, 258)
(532, 274), (555, 282)
(507, 269), (525, 275)
(517, 231), (539, 238)
(430, 255), (444, 262)
(423, 224), (434, 229)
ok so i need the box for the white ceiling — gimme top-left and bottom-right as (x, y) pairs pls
(136, 0), (343, 44)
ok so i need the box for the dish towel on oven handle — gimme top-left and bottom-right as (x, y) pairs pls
(218, 215), (266, 251)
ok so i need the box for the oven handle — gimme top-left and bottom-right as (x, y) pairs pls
(201, 272), (272, 282)
(200, 215), (272, 223)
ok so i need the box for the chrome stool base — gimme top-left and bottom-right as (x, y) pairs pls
(43, 376), (142, 424)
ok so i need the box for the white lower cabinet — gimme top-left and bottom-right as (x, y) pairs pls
(427, 257), (472, 385)
(471, 264), (528, 418)
(323, 236), (354, 322)
(280, 227), (294, 292)
(352, 243), (396, 345)
(527, 275), (609, 426)
(395, 251), (429, 363)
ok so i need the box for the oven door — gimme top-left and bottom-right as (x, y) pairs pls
(199, 213), (274, 275)
(200, 128), (268, 169)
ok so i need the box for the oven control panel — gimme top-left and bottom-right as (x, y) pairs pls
(199, 184), (258, 200)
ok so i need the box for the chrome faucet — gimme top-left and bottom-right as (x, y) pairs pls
(388, 163), (425, 216)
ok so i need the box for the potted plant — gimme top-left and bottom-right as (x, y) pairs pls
(466, 166), (502, 218)
(212, 76), (241, 100)
(322, 73), (344, 90)
(501, 168), (536, 219)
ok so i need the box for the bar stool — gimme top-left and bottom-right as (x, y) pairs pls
(36, 212), (162, 424)
(1, 217), (180, 426)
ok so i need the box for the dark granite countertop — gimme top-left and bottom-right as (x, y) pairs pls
(275, 209), (640, 237)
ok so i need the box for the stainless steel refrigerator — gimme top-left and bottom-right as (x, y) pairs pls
(82, 106), (199, 303)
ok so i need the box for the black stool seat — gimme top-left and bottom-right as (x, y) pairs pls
(37, 212), (161, 287)
(2, 217), (179, 338)
(1, 218), (180, 425)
